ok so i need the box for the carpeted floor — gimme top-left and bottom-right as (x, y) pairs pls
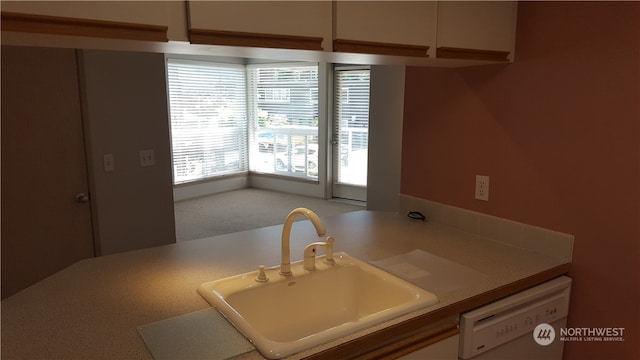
(174, 188), (364, 242)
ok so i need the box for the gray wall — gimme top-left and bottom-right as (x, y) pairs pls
(367, 65), (405, 211)
(79, 50), (176, 255)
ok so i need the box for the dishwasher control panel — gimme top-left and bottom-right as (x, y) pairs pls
(459, 276), (571, 359)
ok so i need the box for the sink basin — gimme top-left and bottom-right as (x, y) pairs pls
(197, 252), (439, 359)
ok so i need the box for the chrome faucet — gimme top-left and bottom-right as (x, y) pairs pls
(304, 236), (335, 271)
(280, 208), (326, 276)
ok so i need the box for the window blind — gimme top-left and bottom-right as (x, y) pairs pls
(334, 68), (370, 186)
(247, 63), (319, 179)
(167, 59), (248, 184)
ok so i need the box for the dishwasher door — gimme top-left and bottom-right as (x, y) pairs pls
(459, 276), (571, 360)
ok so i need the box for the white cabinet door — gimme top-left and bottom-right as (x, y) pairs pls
(436, 1), (517, 61)
(1, 1), (172, 27)
(334, 1), (437, 57)
(1, 0), (177, 41)
(188, 1), (331, 50)
(397, 334), (460, 359)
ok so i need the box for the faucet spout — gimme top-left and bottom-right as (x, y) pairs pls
(280, 208), (326, 276)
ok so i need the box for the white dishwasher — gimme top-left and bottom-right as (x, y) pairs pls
(459, 276), (571, 360)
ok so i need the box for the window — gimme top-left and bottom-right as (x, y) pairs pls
(334, 68), (370, 187)
(166, 60), (319, 185)
(167, 59), (247, 184)
(248, 64), (319, 180)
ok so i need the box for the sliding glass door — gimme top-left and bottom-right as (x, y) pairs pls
(332, 67), (370, 202)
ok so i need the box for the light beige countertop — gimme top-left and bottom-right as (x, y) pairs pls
(1, 210), (570, 359)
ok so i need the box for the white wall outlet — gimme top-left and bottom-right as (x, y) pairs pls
(139, 149), (155, 167)
(475, 175), (490, 201)
(103, 154), (115, 172)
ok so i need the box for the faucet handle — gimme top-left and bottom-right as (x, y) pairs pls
(324, 236), (335, 265)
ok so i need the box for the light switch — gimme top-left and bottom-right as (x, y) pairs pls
(103, 154), (115, 172)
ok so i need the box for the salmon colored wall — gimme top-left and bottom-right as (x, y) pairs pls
(401, 2), (639, 359)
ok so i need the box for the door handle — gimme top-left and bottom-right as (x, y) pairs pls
(75, 193), (89, 203)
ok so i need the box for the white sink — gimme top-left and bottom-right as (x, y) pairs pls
(197, 252), (439, 359)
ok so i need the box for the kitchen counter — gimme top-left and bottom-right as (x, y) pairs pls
(0, 210), (570, 359)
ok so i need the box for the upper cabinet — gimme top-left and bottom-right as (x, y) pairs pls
(334, 1), (438, 58)
(1, 1), (517, 64)
(187, 1), (332, 51)
(436, 1), (518, 62)
(332, 1), (516, 61)
(0, 0), (187, 42)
